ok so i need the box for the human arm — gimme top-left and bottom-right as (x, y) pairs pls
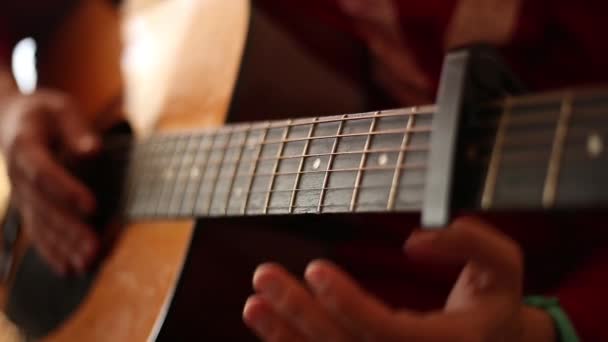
(0, 13), (101, 275)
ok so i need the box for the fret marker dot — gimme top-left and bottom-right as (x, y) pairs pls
(312, 158), (321, 170)
(587, 132), (603, 159)
(378, 153), (388, 166)
(190, 167), (200, 179)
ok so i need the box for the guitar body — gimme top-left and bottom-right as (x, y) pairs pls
(1, 0), (372, 340)
(2, 0), (245, 340)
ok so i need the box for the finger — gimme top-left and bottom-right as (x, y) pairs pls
(39, 92), (100, 156)
(253, 263), (348, 341)
(373, 64), (433, 105)
(243, 295), (307, 342)
(14, 142), (96, 214)
(405, 216), (523, 287)
(304, 259), (418, 340)
(18, 177), (99, 273)
(22, 210), (68, 275)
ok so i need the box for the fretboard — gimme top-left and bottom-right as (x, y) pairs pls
(115, 87), (608, 220)
(476, 88), (608, 210)
(121, 107), (434, 219)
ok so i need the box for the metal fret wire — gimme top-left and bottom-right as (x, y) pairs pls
(481, 98), (512, 209)
(241, 123), (270, 214)
(350, 111), (378, 211)
(387, 112), (415, 210)
(122, 88), (608, 217)
(154, 136), (181, 215)
(141, 141), (164, 215)
(129, 145), (429, 169)
(168, 134), (199, 214)
(263, 120), (292, 214)
(289, 118), (317, 213)
(145, 164), (426, 186)
(153, 107), (435, 138)
(185, 132), (214, 216)
(227, 183), (424, 196)
(542, 93), (573, 207)
(204, 128), (234, 214)
(318, 115), (347, 212)
(104, 88), (608, 156)
(223, 125), (251, 214)
(159, 134), (191, 215)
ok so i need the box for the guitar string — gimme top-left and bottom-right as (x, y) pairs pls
(104, 92), (608, 209)
(107, 86), (608, 153)
(127, 183), (425, 215)
(97, 106), (608, 157)
(98, 107), (434, 151)
(127, 200), (424, 218)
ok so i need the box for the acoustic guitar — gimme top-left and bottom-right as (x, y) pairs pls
(1, 0), (607, 341)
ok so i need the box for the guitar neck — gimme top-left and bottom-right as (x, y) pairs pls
(121, 106), (433, 219)
(118, 87), (608, 220)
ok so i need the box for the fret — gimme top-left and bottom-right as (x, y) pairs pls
(178, 133), (213, 216)
(203, 128), (247, 215)
(490, 101), (562, 208)
(266, 122), (311, 214)
(318, 115), (347, 212)
(542, 93), (573, 207)
(321, 116), (376, 211)
(356, 110), (417, 212)
(253, 127), (429, 146)
(239, 123), (270, 214)
(155, 135), (188, 216)
(223, 127), (252, 214)
(388, 112), (416, 210)
(263, 121), (292, 214)
(246, 127), (284, 214)
(289, 118), (317, 213)
(481, 98), (511, 209)
(194, 131), (230, 215)
(208, 129), (241, 215)
(133, 141), (161, 217)
(555, 92), (608, 206)
(395, 113), (431, 209)
(350, 111), (378, 211)
(142, 137), (173, 217)
(166, 134), (199, 216)
(123, 141), (147, 218)
(288, 117), (338, 213)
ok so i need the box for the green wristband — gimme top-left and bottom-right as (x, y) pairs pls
(524, 296), (580, 342)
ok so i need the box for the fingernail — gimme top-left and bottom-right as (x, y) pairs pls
(405, 231), (440, 249)
(243, 297), (271, 335)
(79, 202), (93, 215)
(78, 135), (98, 152)
(81, 238), (96, 258)
(470, 272), (492, 291)
(254, 268), (283, 301)
(71, 254), (85, 273)
(54, 263), (67, 276)
(305, 263), (330, 294)
(338, 0), (362, 14)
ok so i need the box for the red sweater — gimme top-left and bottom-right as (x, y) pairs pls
(2, 1), (608, 340)
(254, 1), (608, 341)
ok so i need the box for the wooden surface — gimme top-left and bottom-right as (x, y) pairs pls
(1, 0), (250, 341)
(45, 221), (194, 342)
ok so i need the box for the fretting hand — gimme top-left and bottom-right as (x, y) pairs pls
(243, 217), (556, 342)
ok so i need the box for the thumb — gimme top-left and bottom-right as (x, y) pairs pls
(405, 216), (523, 287)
